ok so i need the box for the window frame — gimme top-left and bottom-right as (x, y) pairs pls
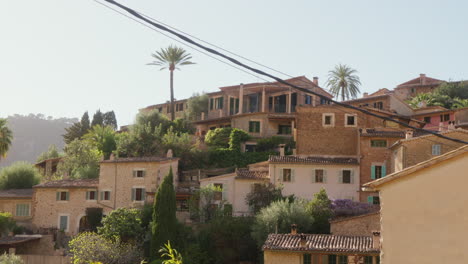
(423, 116), (431, 123)
(432, 144), (441, 155)
(370, 139), (387, 148)
(133, 169), (146, 178)
(278, 125), (292, 135)
(315, 169), (324, 183)
(345, 114), (357, 127)
(100, 190), (111, 201)
(58, 214), (70, 232)
(342, 170), (352, 184)
(15, 203), (30, 217)
(303, 253), (312, 264)
(56, 190), (69, 202)
(248, 121), (261, 133)
(132, 187), (146, 202)
(322, 113), (335, 127)
(86, 190), (97, 201)
(282, 168), (292, 182)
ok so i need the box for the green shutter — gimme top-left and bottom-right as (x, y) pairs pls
(311, 170), (316, 183)
(371, 165), (376, 179)
(222, 184), (227, 200)
(56, 192), (60, 201)
(100, 191), (104, 201)
(65, 192), (69, 201)
(350, 170), (355, 184)
(279, 168), (284, 182)
(367, 196), (374, 204)
(382, 165), (387, 177)
(132, 170), (136, 177)
(323, 170), (327, 183)
(142, 188), (146, 201)
(86, 191), (89, 200)
(219, 97), (224, 109)
(131, 188), (135, 201)
(338, 171), (343, 183)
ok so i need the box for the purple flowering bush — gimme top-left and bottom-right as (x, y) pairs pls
(331, 199), (379, 218)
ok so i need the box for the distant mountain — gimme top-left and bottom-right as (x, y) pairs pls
(0, 114), (77, 167)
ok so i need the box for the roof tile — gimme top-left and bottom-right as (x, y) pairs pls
(34, 179), (98, 189)
(269, 156), (359, 165)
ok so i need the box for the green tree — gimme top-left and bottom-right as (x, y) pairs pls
(245, 183), (284, 214)
(97, 208), (143, 243)
(306, 188), (332, 234)
(63, 112), (91, 144)
(103, 111), (118, 130)
(69, 232), (142, 264)
(84, 125), (117, 160)
(251, 199), (314, 247)
(57, 139), (101, 179)
(436, 81), (468, 100)
(161, 127), (194, 157)
(188, 184), (224, 223)
(453, 98), (468, 108)
(326, 64), (361, 101)
(228, 128), (250, 152)
(151, 167), (177, 260)
(0, 162), (40, 190)
(204, 128), (232, 148)
(186, 93), (209, 121)
(91, 110), (104, 128)
(0, 118), (13, 159)
(148, 45), (195, 121)
(81, 111), (91, 133)
(36, 144), (62, 162)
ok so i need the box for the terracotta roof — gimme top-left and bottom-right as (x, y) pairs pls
(269, 155), (359, 165)
(390, 129), (468, 148)
(0, 189), (33, 199)
(34, 179), (98, 189)
(263, 234), (379, 254)
(35, 157), (63, 166)
(360, 129), (405, 138)
(101, 157), (178, 163)
(397, 75), (443, 87)
(0, 236), (41, 246)
(364, 145), (468, 189)
(368, 88), (390, 97)
(235, 168), (269, 180)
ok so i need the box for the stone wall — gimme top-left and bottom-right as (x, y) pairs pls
(330, 212), (380, 236)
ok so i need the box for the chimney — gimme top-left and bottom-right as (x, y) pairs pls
(405, 130), (414, 139)
(278, 144), (286, 156)
(420, 73), (426, 85)
(372, 231), (381, 249)
(291, 224), (297, 235)
(166, 149), (173, 158)
(363, 92), (369, 98)
(313, 77), (319, 86)
(299, 234), (307, 247)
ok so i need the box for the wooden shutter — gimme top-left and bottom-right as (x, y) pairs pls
(86, 191), (89, 200)
(65, 192), (69, 201)
(219, 97), (224, 109)
(142, 170), (146, 177)
(382, 165), (387, 177)
(350, 170), (355, 184)
(311, 169), (316, 183)
(132, 170), (136, 177)
(367, 196), (374, 204)
(59, 216), (68, 230)
(222, 184), (228, 200)
(279, 168), (284, 182)
(338, 170), (343, 183)
(291, 169), (295, 182)
(100, 191), (104, 201)
(323, 170), (328, 183)
(131, 188), (136, 201)
(371, 165), (376, 179)
(56, 192), (60, 201)
(142, 188), (146, 201)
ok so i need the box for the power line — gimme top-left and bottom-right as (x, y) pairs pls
(99, 0), (468, 145)
(93, 0), (269, 83)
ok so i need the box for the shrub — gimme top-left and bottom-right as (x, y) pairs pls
(0, 162), (41, 190)
(0, 253), (23, 264)
(245, 183), (284, 214)
(204, 128), (232, 148)
(69, 232), (142, 264)
(97, 208), (143, 243)
(307, 188), (333, 234)
(332, 199), (377, 218)
(228, 129), (250, 152)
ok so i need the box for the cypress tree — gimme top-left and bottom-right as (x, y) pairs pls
(91, 110), (104, 128)
(103, 111), (118, 130)
(151, 167), (177, 260)
(81, 111), (90, 133)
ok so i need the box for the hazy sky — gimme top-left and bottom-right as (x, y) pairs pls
(1, 0), (467, 126)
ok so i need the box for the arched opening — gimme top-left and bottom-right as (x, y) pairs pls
(78, 216), (91, 232)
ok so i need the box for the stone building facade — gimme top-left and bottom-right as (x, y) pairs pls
(330, 212), (380, 236)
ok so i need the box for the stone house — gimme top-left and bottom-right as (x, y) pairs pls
(390, 129), (468, 173)
(363, 145), (468, 263)
(35, 157), (62, 178)
(140, 99), (188, 120)
(330, 212), (380, 236)
(392, 73), (444, 101)
(30, 156), (179, 235)
(344, 88), (415, 116)
(0, 189), (33, 229)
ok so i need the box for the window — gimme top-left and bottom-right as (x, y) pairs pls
(100, 191), (111, 201)
(176, 103), (184, 112)
(209, 98), (214, 110)
(158, 107), (162, 113)
(86, 191), (97, 201)
(133, 169), (146, 178)
(249, 121), (261, 133)
(132, 188), (146, 202)
(282, 168), (293, 182)
(313, 169), (325, 183)
(338, 256), (348, 264)
(373, 101), (383, 110)
(278, 125), (292, 135)
(59, 215), (69, 231)
(364, 256), (373, 264)
(341, 170), (353, 184)
(328, 255), (337, 264)
(371, 165), (386, 179)
(303, 254), (312, 264)
(440, 114), (450, 122)
(56, 191), (69, 201)
(345, 114), (357, 127)
(368, 196), (380, 205)
(229, 97), (239, 115)
(245, 144), (257, 152)
(305, 95), (312, 105)
(322, 113), (335, 127)
(320, 98), (330, 105)
(423, 116), (431, 123)
(432, 144), (441, 155)
(211, 97), (224, 110)
(16, 204), (30, 217)
(213, 183), (223, 201)
(371, 140), (387, 148)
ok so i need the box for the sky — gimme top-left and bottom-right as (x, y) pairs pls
(1, 0), (467, 126)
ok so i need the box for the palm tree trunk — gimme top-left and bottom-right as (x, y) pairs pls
(170, 69), (175, 121)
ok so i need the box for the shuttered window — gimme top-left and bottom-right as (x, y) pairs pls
(86, 191), (97, 200)
(100, 191), (111, 201)
(131, 188), (146, 201)
(249, 121), (261, 133)
(56, 191), (69, 201)
(16, 204), (30, 217)
(303, 254), (312, 264)
(432, 144), (441, 155)
(59, 215), (68, 231)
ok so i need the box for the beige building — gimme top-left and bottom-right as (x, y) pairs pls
(0, 189), (33, 228)
(364, 145), (468, 263)
(390, 129), (468, 172)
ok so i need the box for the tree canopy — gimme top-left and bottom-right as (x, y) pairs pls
(326, 64), (361, 101)
(97, 208), (143, 243)
(0, 161), (41, 189)
(0, 119), (13, 159)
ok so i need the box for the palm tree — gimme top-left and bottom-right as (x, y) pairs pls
(326, 64), (361, 101)
(148, 45), (195, 121)
(0, 118), (13, 159)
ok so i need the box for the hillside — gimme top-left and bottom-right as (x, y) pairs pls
(0, 114), (77, 167)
